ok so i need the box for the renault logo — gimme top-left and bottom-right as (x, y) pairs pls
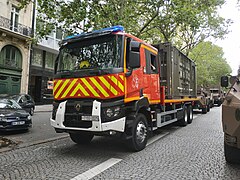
(75, 104), (81, 111)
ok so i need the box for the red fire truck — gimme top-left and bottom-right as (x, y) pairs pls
(50, 26), (199, 151)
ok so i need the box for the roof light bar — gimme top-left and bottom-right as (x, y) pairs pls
(65, 25), (124, 40)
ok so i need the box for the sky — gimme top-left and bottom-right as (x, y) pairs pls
(216, 0), (240, 75)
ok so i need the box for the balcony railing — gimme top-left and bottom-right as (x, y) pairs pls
(0, 15), (32, 37)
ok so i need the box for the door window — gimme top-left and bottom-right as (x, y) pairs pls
(145, 49), (158, 74)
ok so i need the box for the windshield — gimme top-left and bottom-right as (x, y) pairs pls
(56, 34), (123, 73)
(0, 99), (22, 109)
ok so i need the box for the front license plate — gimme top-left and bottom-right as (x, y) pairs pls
(12, 121), (25, 125)
(81, 116), (99, 121)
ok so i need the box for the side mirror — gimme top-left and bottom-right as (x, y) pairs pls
(130, 41), (140, 52)
(221, 76), (228, 87)
(128, 40), (140, 69)
(129, 51), (140, 69)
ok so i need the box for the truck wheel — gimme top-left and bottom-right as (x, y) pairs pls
(207, 105), (210, 112)
(224, 143), (240, 164)
(127, 113), (148, 151)
(69, 132), (94, 144)
(202, 107), (207, 114)
(187, 105), (193, 124)
(179, 106), (188, 126)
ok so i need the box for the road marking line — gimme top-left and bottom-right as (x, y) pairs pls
(71, 158), (122, 180)
(147, 132), (169, 146)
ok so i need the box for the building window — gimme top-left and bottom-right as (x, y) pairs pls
(0, 45), (22, 69)
(32, 49), (43, 67)
(45, 52), (56, 69)
(11, 6), (20, 32)
(56, 27), (63, 40)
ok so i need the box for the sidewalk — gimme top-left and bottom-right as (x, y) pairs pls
(35, 104), (53, 112)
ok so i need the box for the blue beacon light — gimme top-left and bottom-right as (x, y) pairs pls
(65, 25), (124, 40)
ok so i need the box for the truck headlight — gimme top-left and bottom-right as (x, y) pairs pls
(105, 106), (121, 118)
(27, 115), (31, 120)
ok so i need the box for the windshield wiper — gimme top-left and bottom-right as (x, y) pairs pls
(57, 70), (71, 73)
(89, 69), (109, 75)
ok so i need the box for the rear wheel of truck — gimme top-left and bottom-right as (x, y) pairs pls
(179, 106), (188, 126)
(127, 113), (148, 151)
(69, 132), (94, 144)
(202, 107), (207, 114)
(224, 143), (240, 164)
(187, 105), (193, 124)
(207, 104), (210, 112)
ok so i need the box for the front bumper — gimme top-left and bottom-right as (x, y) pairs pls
(0, 120), (32, 131)
(50, 100), (126, 133)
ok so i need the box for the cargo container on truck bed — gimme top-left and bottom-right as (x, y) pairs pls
(50, 26), (199, 151)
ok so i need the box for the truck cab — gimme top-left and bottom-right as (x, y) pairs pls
(221, 75), (240, 163)
(210, 87), (224, 106)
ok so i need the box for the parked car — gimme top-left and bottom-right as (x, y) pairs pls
(0, 98), (32, 131)
(8, 94), (35, 115)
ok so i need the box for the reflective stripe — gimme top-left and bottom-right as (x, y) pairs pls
(90, 77), (109, 97)
(55, 79), (70, 98)
(62, 79), (78, 98)
(82, 78), (100, 97)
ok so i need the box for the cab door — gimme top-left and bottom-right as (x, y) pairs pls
(144, 48), (160, 102)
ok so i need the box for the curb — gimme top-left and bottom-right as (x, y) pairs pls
(0, 135), (69, 153)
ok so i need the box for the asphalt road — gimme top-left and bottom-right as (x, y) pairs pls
(0, 106), (239, 180)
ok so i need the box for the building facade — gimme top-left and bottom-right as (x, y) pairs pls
(29, 18), (62, 104)
(0, 0), (33, 95)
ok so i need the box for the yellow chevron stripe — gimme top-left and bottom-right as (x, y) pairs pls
(99, 77), (118, 96)
(55, 79), (70, 98)
(120, 75), (124, 81)
(70, 83), (90, 97)
(61, 79), (78, 98)
(81, 78), (100, 97)
(109, 76), (124, 92)
(70, 84), (81, 97)
(90, 77), (109, 97)
(53, 80), (62, 94)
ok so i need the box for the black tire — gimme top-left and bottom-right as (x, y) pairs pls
(127, 113), (148, 151)
(207, 104), (210, 112)
(69, 132), (94, 144)
(29, 107), (34, 116)
(202, 107), (207, 114)
(179, 106), (188, 126)
(224, 143), (240, 164)
(187, 105), (193, 124)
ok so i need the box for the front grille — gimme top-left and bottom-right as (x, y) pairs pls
(63, 100), (93, 128)
(65, 102), (92, 115)
(7, 117), (27, 121)
(63, 114), (92, 128)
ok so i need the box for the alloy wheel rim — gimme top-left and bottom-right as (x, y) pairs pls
(136, 121), (147, 144)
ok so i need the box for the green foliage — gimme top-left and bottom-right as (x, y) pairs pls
(19, 0), (233, 87)
(188, 41), (232, 87)
(20, 0), (231, 50)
